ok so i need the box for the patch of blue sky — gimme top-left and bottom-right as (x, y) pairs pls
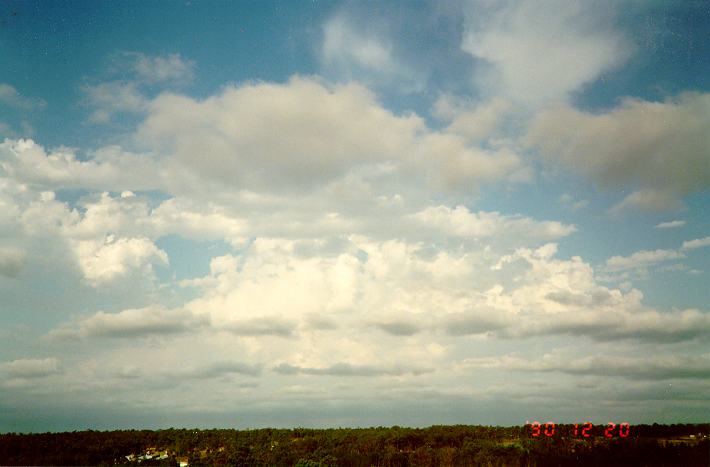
(577, 2), (710, 111)
(154, 235), (232, 283)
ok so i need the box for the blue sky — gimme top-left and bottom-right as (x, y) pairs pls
(0, 0), (709, 432)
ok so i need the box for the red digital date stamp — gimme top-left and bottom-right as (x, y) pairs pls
(525, 421), (632, 438)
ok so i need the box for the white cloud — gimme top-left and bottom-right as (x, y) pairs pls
(0, 188), (176, 294)
(138, 77), (420, 190)
(0, 139), (163, 192)
(527, 93), (710, 211)
(28, 222), (710, 424)
(0, 83), (46, 110)
(461, 0), (629, 105)
(137, 76), (525, 194)
(149, 197), (247, 245)
(482, 244), (710, 343)
(654, 220), (686, 229)
(170, 238), (707, 347)
(681, 236), (710, 251)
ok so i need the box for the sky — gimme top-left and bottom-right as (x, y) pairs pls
(0, 0), (709, 432)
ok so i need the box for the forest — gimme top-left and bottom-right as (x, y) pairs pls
(0, 423), (707, 466)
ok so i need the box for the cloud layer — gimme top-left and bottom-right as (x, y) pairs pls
(1, 0), (709, 430)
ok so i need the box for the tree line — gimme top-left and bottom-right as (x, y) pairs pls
(0, 423), (707, 466)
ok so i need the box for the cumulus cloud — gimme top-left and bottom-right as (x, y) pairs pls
(527, 93), (710, 211)
(5, 150), (704, 356)
(0, 139), (163, 191)
(0, 358), (61, 378)
(170, 237), (710, 347)
(74, 236), (168, 286)
(6, 72), (528, 207)
(180, 243), (365, 331)
(461, 0), (629, 104)
(148, 197), (247, 244)
(136, 76), (525, 194)
(20, 189), (243, 247)
(0, 186), (173, 292)
(482, 244), (710, 343)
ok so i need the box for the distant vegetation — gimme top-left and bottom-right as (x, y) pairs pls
(1, 423), (708, 466)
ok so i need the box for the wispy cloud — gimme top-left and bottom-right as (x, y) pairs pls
(45, 307), (208, 340)
(654, 220), (686, 229)
(464, 353), (710, 381)
(0, 247), (25, 278)
(0, 358), (61, 378)
(131, 52), (195, 85)
(605, 249), (684, 271)
(82, 52), (194, 123)
(321, 12), (426, 93)
(681, 236), (710, 251)
(0, 83), (46, 111)
(461, 0), (629, 105)
(273, 362), (431, 377)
